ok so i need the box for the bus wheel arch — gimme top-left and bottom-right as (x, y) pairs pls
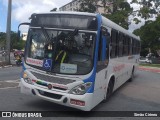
(128, 66), (135, 82)
(103, 75), (115, 102)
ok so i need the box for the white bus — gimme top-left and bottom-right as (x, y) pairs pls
(19, 12), (140, 111)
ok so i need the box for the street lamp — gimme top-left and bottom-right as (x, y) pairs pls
(5, 0), (12, 64)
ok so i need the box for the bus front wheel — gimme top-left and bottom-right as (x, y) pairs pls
(103, 79), (114, 102)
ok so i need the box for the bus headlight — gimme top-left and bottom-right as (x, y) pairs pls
(69, 82), (92, 95)
(23, 72), (33, 85)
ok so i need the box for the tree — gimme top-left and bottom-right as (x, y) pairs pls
(0, 31), (25, 50)
(78, 0), (133, 29)
(104, 0), (133, 29)
(133, 16), (160, 56)
(131, 0), (160, 24)
(0, 32), (6, 50)
(50, 8), (57, 12)
(78, 0), (98, 13)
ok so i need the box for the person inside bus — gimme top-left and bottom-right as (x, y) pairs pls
(55, 39), (69, 64)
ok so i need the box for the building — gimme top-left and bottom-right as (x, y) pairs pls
(59, 0), (113, 14)
(22, 33), (27, 41)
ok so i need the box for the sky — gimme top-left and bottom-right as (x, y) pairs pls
(0, 0), (156, 33)
(0, 0), (72, 33)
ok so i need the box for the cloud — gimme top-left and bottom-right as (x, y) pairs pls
(2, 0), (71, 32)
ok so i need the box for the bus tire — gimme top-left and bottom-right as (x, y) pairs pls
(103, 78), (114, 102)
(128, 67), (134, 82)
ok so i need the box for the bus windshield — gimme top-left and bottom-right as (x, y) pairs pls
(25, 28), (96, 75)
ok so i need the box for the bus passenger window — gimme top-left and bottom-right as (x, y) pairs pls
(129, 37), (132, 55)
(118, 33), (124, 57)
(123, 35), (129, 56)
(110, 29), (118, 58)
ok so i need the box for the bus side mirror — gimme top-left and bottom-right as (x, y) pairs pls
(101, 26), (107, 36)
(17, 30), (21, 41)
(18, 22), (30, 41)
(101, 26), (111, 43)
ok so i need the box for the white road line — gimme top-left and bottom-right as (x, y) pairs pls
(4, 65), (13, 68)
(5, 79), (20, 83)
(0, 86), (19, 90)
(0, 79), (20, 83)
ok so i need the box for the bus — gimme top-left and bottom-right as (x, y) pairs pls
(18, 12), (140, 111)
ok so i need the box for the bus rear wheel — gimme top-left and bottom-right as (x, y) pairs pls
(103, 79), (114, 102)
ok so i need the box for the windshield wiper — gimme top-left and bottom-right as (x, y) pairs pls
(41, 26), (51, 44)
(66, 28), (79, 41)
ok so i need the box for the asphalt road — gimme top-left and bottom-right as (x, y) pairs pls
(0, 66), (21, 81)
(0, 66), (160, 119)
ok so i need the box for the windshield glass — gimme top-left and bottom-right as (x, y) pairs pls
(25, 28), (96, 75)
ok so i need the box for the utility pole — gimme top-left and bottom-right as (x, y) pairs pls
(5, 0), (12, 64)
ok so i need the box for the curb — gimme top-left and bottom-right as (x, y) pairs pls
(0, 65), (13, 69)
(138, 66), (160, 73)
(139, 66), (160, 70)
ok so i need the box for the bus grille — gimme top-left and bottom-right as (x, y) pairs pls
(37, 89), (62, 99)
(31, 72), (75, 85)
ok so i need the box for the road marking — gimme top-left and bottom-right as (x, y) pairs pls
(0, 86), (19, 90)
(0, 79), (20, 83)
(0, 79), (20, 90)
(4, 65), (12, 68)
(5, 79), (20, 83)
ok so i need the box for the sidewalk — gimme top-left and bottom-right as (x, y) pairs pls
(138, 66), (160, 73)
(0, 61), (13, 68)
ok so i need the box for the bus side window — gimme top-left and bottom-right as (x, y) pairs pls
(123, 35), (129, 56)
(118, 32), (124, 57)
(98, 32), (102, 61)
(110, 29), (118, 58)
(132, 39), (136, 55)
(129, 37), (132, 55)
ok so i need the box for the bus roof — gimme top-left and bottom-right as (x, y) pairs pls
(101, 16), (140, 41)
(31, 12), (140, 40)
(32, 11), (97, 17)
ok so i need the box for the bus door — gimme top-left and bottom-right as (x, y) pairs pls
(94, 27), (110, 102)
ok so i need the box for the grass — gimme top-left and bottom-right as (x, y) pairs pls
(140, 64), (160, 68)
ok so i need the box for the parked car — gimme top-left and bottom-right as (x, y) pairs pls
(139, 53), (160, 64)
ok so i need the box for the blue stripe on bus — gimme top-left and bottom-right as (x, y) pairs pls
(22, 61), (26, 71)
(20, 61), (26, 79)
(84, 14), (102, 93)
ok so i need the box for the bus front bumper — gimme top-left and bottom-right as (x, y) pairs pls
(20, 78), (93, 111)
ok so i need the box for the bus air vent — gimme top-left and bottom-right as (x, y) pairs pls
(31, 72), (76, 85)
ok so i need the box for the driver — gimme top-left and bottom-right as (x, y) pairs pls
(55, 43), (69, 64)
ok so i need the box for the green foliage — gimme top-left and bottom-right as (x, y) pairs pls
(133, 18), (141, 24)
(139, 7), (150, 19)
(78, 0), (133, 29)
(132, 0), (160, 20)
(133, 16), (160, 56)
(50, 8), (57, 12)
(0, 31), (25, 50)
(0, 32), (6, 49)
(78, 0), (97, 13)
(104, 10), (130, 29)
